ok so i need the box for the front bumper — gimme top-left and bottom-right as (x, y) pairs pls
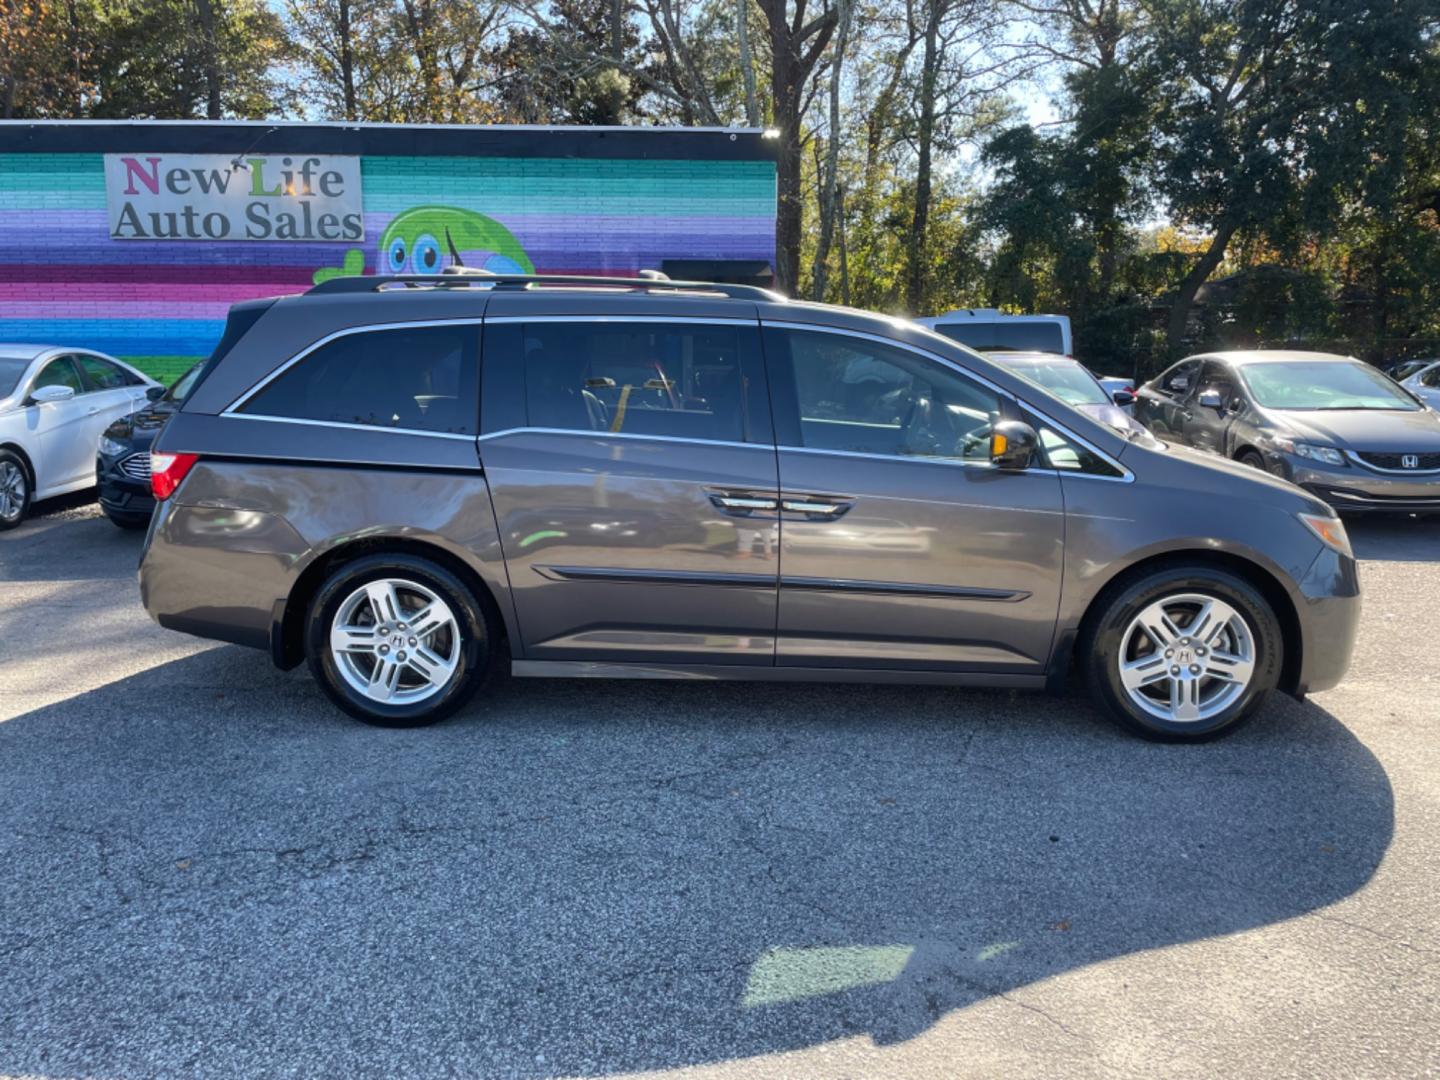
(1268, 452), (1440, 514)
(1293, 545), (1362, 696)
(97, 453), (156, 518)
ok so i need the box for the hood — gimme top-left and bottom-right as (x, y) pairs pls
(104, 398), (178, 449)
(1264, 407), (1440, 452)
(1077, 402), (1146, 436)
(1151, 438), (1326, 509)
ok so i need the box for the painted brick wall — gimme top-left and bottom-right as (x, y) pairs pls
(0, 150), (777, 382)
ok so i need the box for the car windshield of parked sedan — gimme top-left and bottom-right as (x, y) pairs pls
(0, 356), (30, 399)
(1241, 361), (1420, 411)
(165, 363), (203, 403)
(1012, 360), (1109, 406)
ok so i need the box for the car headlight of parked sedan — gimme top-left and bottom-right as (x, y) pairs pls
(98, 434), (129, 457)
(1270, 436), (1347, 466)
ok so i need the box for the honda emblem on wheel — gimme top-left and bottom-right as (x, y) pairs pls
(1401, 454), (1420, 469)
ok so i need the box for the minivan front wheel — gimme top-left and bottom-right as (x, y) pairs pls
(1082, 567), (1282, 741)
(305, 554), (491, 727)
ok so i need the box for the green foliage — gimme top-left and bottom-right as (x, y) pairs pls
(7, 0), (1440, 367)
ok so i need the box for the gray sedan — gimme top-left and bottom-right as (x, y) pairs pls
(1136, 350), (1440, 514)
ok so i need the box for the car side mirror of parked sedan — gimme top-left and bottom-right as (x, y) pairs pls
(990, 420), (1039, 471)
(1111, 389), (1136, 407)
(1197, 389), (1225, 411)
(27, 384), (75, 406)
(146, 385), (166, 402)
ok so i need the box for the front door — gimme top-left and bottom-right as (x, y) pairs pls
(480, 316), (780, 664)
(28, 356), (93, 493)
(762, 326), (1065, 672)
(1183, 360), (1240, 455)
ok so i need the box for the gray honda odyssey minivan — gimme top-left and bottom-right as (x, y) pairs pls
(139, 274), (1360, 741)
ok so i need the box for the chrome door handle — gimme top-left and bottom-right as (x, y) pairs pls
(781, 499), (850, 517)
(708, 492), (778, 515)
(86, 407), (100, 415)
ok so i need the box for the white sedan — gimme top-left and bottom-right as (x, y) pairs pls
(0, 344), (162, 529)
(1399, 360), (1440, 410)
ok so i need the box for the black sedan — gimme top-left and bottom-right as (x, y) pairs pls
(96, 364), (201, 529)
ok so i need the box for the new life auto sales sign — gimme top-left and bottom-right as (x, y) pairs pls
(103, 154), (364, 242)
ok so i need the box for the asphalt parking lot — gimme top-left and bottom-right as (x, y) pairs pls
(1, 498), (1437, 1080)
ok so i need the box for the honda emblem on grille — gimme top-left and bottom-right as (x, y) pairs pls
(1401, 454), (1420, 469)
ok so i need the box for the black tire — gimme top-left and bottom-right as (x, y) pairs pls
(1237, 450), (1266, 470)
(103, 508), (151, 530)
(304, 553), (492, 727)
(0, 449), (32, 531)
(1079, 565), (1283, 742)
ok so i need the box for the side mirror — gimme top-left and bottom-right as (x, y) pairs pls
(990, 420), (1039, 471)
(146, 385), (166, 401)
(28, 384), (75, 405)
(1111, 389), (1136, 407)
(1197, 389), (1224, 410)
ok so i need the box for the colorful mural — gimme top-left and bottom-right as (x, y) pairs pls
(0, 145), (778, 383)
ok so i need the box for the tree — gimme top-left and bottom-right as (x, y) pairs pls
(82, 0), (289, 119)
(0, 0), (96, 118)
(755, 0), (838, 294)
(1145, 0), (1435, 355)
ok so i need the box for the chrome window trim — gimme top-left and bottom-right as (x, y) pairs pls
(760, 319), (1134, 483)
(1345, 450), (1440, 476)
(483, 315), (759, 326)
(222, 317), (485, 415)
(219, 412), (479, 442)
(773, 444), (1130, 483)
(478, 426), (762, 452)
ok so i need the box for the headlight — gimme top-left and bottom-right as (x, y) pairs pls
(1272, 437), (1346, 466)
(98, 435), (127, 457)
(1299, 512), (1352, 557)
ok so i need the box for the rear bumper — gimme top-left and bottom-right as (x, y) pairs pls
(138, 499), (303, 652)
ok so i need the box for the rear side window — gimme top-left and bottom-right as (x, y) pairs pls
(239, 325), (479, 435)
(1158, 360), (1200, 396)
(520, 320), (765, 443)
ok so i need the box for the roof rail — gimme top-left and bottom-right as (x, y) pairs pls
(305, 272), (781, 300)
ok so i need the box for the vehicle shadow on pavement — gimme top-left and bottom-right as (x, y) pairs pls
(0, 650), (1393, 1079)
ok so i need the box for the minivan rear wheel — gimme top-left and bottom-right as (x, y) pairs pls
(305, 554), (491, 727)
(1081, 566), (1282, 741)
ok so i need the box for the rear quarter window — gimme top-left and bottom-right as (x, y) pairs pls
(238, 324), (480, 435)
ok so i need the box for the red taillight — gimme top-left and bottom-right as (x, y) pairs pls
(150, 451), (199, 500)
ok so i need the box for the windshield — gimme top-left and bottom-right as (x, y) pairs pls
(0, 356), (30, 399)
(1013, 360), (1108, 406)
(166, 363), (203, 402)
(933, 321), (1064, 353)
(1241, 361), (1419, 411)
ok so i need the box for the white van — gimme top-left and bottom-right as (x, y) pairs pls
(916, 309), (1073, 356)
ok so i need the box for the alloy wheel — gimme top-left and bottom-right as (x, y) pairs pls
(0, 461), (26, 523)
(1116, 592), (1256, 723)
(329, 577), (461, 705)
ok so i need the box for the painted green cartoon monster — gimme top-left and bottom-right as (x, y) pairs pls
(312, 206), (534, 284)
